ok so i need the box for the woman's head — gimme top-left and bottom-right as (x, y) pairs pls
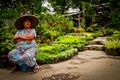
(15, 14), (39, 30)
(22, 19), (31, 29)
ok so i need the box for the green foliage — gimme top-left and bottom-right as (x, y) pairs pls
(36, 44), (76, 63)
(53, 35), (88, 48)
(36, 14), (74, 43)
(92, 32), (103, 37)
(36, 48), (76, 63)
(0, 26), (16, 54)
(85, 2), (95, 27)
(86, 27), (95, 32)
(83, 32), (103, 38)
(38, 44), (69, 54)
(79, 28), (85, 33)
(105, 40), (120, 49)
(108, 12), (120, 30)
(99, 28), (115, 36)
(106, 29), (114, 35)
(48, 0), (70, 14)
(1, 8), (19, 19)
(86, 24), (99, 32)
(107, 33), (120, 41)
(105, 30), (120, 49)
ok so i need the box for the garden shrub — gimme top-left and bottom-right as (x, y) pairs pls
(36, 14), (74, 44)
(99, 28), (116, 36)
(0, 26), (16, 54)
(36, 48), (76, 64)
(105, 40), (120, 49)
(104, 40), (120, 56)
(0, 26), (16, 67)
(86, 26), (95, 32)
(86, 24), (98, 32)
(105, 29), (114, 36)
(38, 44), (69, 54)
(79, 28), (85, 33)
(107, 33), (120, 41)
(53, 35), (88, 48)
(105, 30), (120, 56)
(36, 44), (76, 63)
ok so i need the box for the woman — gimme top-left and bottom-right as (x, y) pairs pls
(8, 14), (39, 73)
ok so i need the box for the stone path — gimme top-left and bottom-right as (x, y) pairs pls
(0, 37), (120, 80)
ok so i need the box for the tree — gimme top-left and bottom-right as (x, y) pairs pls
(48, 0), (71, 14)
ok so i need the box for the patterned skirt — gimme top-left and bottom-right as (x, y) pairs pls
(8, 41), (37, 67)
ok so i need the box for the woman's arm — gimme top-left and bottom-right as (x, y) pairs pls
(24, 34), (35, 40)
(13, 34), (34, 41)
(23, 34), (35, 44)
(13, 35), (26, 43)
(13, 35), (26, 40)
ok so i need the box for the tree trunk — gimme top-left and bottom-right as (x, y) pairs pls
(81, 1), (86, 28)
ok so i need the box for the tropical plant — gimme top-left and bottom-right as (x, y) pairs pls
(0, 26), (16, 54)
(36, 47), (76, 63)
(53, 35), (88, 48)
(105, 40), (120, 49)
(36, 14), (74, 44)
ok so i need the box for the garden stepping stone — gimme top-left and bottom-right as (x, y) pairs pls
(83, 44), (105, 51)
(76, 50), (108, 60)
(88, 37), (106, 45)
(42, 73), (79, 80)
(83, 37), (106, 51)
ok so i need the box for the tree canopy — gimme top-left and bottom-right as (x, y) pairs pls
(0, 0), (120, 29)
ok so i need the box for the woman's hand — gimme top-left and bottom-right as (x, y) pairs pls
(25, 34), (34, 40)
(13, 35), (25, 43)
(13, 34), (34, 43)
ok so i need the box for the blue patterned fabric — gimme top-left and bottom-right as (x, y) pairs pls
(8, 29), (37, 71)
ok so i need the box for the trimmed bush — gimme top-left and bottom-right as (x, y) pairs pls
(36, 46), (77, 64)
(104, 40), (120, 56)
(105, 40), (120, 49)
(53, 35), (88, 48)
(38, 44), (69, 54)
(107, 33), (120, 41)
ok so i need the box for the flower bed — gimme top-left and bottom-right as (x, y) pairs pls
(104, 40), (120, 56)
(52, 35), (88, 48)
(104, 31), (120, 56)
(36, 44), (78, 64)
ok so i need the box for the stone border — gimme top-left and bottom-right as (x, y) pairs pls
(104, 48), (120, 56)
(0, 55), (11, 68)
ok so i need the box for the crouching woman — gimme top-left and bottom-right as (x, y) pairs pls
(8, 14), (40, 73)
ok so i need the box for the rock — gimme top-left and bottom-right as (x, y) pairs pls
(89, 37), (106, 45)
(83, 45), (105, 51)
(42, 73), (79, 80)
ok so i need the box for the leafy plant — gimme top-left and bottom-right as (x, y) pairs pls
(38, 44), (69, 54)
(105, 40), (120, 49)
(53, 35), (88, 48)
(0, 26), (16, 54)
(36, 48), (76, 63)
(86, 26), (95, 32)
(107, 33), (120, 41)
(36, 14), (74, 44)
(79, 28), (85, 33)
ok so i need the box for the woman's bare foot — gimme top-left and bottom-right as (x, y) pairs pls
(10, 66), (20, 73)
(33, 63), (40, 73)
(10, 64), (21, 73)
